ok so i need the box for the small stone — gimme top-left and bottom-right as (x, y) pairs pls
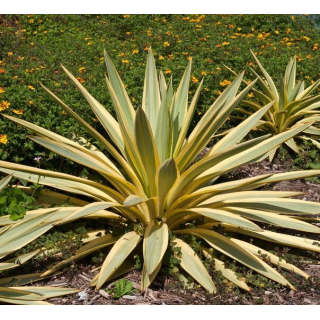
(264, 291), (273, 296)
(304, 298), (311, 304)
(77, 291), (89, 301)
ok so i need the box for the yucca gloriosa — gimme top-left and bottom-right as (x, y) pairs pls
(0, 48), (320, 296)
(226, 50), (320, 161)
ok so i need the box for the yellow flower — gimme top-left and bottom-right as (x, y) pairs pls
(248, 92), (254, 98)
(0, 88), (5, 94)
(122, 60), (129, 64)
(201, 71), (207, 76)
(0, 100), (10, 111)
(159, 55), (164, 60)
(165, 69), (172, 74)
(87, 42), (92, 45)
(187, 56), (192, 61)
(163, 41), (170, 47)
(123, 15), (130, 18)
(0, 134), (8, 144)
(29, 100), (34, 105)
(132, 49), (139, 54)
(7, 52), (13, 57)
(126, 32), (132, 35)
(166, 31), (172, 35)
(168, 54), (174, 59)
(191, 76), (199, 84)
(28, 85), (35, 91)
(29, 19), (34, 23)
(216, 67), (222, 71)
(220, 79), (231, 87)
(222, 42), (230, 46)
(61, 110), (67, 115)
(306, 54), (312, 59)
(275, 30), (279, 35)
(12, 109), (24, 115)
(78, 67), (86, 72)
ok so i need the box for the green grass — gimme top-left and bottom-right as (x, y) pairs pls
(0, 14), (320, 172)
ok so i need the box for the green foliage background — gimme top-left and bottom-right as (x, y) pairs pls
(0, 14), (320, 173)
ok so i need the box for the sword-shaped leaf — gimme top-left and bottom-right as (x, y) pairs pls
(143, 222), (168, 275)
(172, 238), (216, 293)
(96, 231), (141, 289)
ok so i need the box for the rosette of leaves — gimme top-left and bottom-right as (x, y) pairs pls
(0, 49), (320, 294)
(226, 50), (320, 161)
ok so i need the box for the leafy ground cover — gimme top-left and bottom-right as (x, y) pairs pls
(1, 14), (320, 172)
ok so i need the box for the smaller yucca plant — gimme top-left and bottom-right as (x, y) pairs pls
(226, 50), (320, 160)
(0, 49), (320, 297)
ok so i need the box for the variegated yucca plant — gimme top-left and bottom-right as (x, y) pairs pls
(0, 175), (80, 305)
(226, 50), (320, 161)
(1, 48), (320, 296)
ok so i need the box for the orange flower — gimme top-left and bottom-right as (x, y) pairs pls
(76, 77), (85, 84)
(165, 69), (172, 74)
(0, 134), (8, 144)
(192, 76), (199, 84)
(12, 109), (24, 115)
(0, 100), (10, 111)
(201, 71), (207, 76)
(220, 79), (231, 87)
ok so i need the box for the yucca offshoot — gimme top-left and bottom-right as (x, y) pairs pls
(0, 49), (320, 294)
(226, 50), (320, 161)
